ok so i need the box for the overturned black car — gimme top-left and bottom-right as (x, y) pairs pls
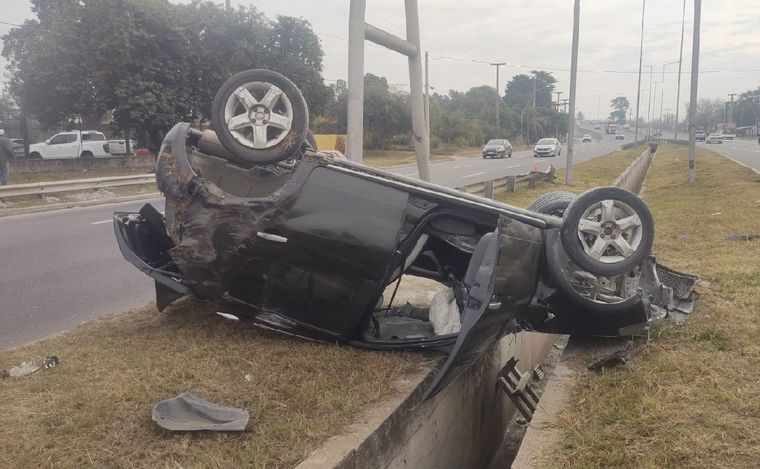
(114, 70), (692, 399)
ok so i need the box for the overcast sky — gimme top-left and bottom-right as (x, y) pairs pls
(2, 0), (759, 120)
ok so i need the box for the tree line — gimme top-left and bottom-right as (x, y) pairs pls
(3, 0), (570, 152)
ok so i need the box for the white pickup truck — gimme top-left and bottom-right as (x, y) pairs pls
(28, 131), (111, 159)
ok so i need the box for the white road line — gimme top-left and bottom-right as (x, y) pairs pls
(452, 165), (469, 169)
(463, 171), (486, 178)
(91, 219), (112, 225)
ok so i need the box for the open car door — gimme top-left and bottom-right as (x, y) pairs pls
(421, 216), (543, 401)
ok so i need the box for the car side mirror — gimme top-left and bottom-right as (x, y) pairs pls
(45, 139), (51, 144)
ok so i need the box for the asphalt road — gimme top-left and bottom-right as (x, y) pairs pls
(395, 132), (627, 187)
(698, 138), (760, 171)
(0, 130), (628, 351)
(0, 198), (163, 350)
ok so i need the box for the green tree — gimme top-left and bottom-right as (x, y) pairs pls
(610, 96), (630, 124)
(576, 110), (585, 121)
(2, 0), (330, 150)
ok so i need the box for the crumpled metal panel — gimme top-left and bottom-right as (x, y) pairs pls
(152, 392), (249, 432)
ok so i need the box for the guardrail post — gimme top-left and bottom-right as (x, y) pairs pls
(546, 165), (556, 182)
(484, 180), (494, 199)
(506, 176), (516, 193)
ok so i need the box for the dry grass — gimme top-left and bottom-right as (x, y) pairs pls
(544, 145), (760, 468)
(494, 144), (647, 208)
(0, 299), (431, 468)
(9, 166), (152, 185)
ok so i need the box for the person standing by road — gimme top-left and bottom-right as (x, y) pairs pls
(0, 129), (15, 185)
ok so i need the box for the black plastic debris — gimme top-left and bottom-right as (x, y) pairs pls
(152, 392), (249, 432)
(587, 350), (630, 371)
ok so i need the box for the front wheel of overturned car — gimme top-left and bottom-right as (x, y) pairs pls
(211, 69), (309, 165)
(560, 186), (654, 277)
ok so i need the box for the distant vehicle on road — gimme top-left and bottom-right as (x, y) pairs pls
(606, 122), (617, 134)
(705, 133), (723, 144)
(623, 123), (630, 129)
(28, 131), (111, 159)
(481, 138), (512, 159)
(534, 138), (561, 157)
(582, 134), (592, 143)
(615, 133), (625, 141)
(10, 138), (25, 158)
(108, 139), (135, 156)
(722, 133), (736, 140)
(695, 130), (706, 141)
(594, 123), (601, 130)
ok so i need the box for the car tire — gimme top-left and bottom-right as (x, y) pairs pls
(530, 192), (643, 313)
(80, 151), (94, 159)
(528, 191), (577, 217)
(508, 150), (512, 157)
(211, 69), (309, 166)
(560, 186), (654, 276)
(29, 152), (42, 159)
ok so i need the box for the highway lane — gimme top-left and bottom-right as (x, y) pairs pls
(0, 198), (163, 350)
(698, 138), (760, 172)
(0, 131), (627, 351)
(395, 132), (627, 187)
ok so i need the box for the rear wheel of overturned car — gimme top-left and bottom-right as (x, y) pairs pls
(560, 186), (654, 277)
(531, 191), (642, 312)
(212, 69), (309, 165)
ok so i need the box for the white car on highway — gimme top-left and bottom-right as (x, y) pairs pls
(582, 134), (592, 143)
(705, 133), (723, 144)
(28, 131), (111, 159)
(533, 138), (561, 157)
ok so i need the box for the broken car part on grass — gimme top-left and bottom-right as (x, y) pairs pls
(152, 392), (249, 432)
(114, 69), (695, 400)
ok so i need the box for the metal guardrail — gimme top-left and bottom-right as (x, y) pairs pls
(0, 174), (155, 199)
(458, 165), (556, 197)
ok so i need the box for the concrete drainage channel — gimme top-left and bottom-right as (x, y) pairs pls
(297, 145), (659, 469)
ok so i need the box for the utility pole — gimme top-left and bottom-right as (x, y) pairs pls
(561, 98), (569, 114)
(660, 61), (678, 132)
(646, 68), (653, 139)
(347, 0), (366, 162)
(490, 62), (506, 132)
(727, 93), (737, 127)
(425, 51), (430, 153)
(555, 91), (563, 112)
(565, 0), (580, 185)
(687, 0), (701, 183)
(634, 0), (646, 144)
(225, 0), (231, 10)
(674, 0), (687, 142)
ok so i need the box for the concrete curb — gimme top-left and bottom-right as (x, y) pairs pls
(0, 192), (161, 217)
(719, 153), (760, 175)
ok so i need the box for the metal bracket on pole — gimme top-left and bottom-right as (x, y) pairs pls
(347, 0), (431, 181)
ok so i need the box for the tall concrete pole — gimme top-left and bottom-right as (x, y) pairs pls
(646, 68), (653, 139)
(347, 0), (367, 162)
(687, 0), (701, 183)
(674, 0), (687, 141)
(595, 94), (600, 122)
(425, 50), (430, 153)
(405, 0), (431, 181)
(491, 62), (506, 132)
(565, 0), (580, 185)
(634, 0), (646, 144)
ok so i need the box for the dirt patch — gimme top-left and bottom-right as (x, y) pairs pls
(0, 300), (431, 468)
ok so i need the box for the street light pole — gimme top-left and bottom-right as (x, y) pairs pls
(634, 0), (646, 144)
(660, 61), (679, 133)
(674, 0), (687, 142)
(645, 66), (653, 139)
(490, 62), (506, 132)
(687, 0), (701, 183)
(565, 0), (580, 185)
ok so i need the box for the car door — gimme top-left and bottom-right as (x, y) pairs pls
(420, 214), (543, 400)
(47, 133), (78, 158)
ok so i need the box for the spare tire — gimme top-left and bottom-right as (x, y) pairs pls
(211, 69), (309, 165)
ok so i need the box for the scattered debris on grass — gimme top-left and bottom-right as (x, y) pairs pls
(152, 392), (250, 432)
(724, 233), (760, 241)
